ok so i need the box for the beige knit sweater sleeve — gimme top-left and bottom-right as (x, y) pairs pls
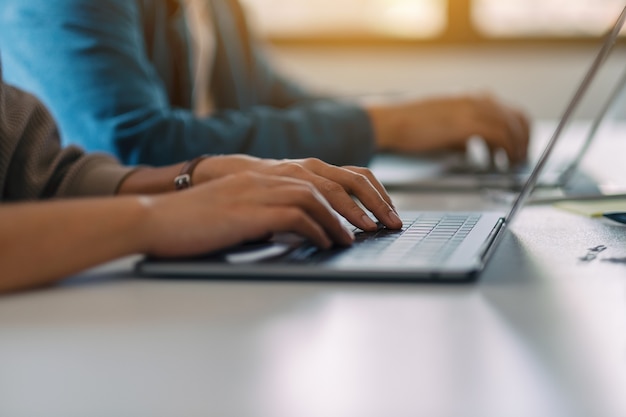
(0, 70), (134, 201)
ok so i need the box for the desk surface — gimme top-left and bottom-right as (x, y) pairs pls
(1, 125), (626, 417)
(1, 201), (625, 417)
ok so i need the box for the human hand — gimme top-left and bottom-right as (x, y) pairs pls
(365, 94), (530, 165)
(137, 172), (357, 258)
(193, 155), (402, 232)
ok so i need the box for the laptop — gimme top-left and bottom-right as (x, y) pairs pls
(136, 6), (626, 282)
(370, 39), (626, 194)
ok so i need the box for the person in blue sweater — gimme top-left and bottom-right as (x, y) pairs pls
(0, 0), (529, 167)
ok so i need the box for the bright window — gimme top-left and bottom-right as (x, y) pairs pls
(240, 0), (624, 40)
(473, 0), (626, 37)
(240, 0), (447, 39)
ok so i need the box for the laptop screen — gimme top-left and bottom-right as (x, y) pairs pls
(505, 5), (626, 224)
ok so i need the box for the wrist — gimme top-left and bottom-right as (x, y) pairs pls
(132, 195), (160, 254)
(118, 156), (212, 195)
(117, 165), (181, 195)
(363, 102), (398, 151)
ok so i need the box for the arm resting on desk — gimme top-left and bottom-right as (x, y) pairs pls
(0, 196), (148, 293)
(0, 172), (364, 294)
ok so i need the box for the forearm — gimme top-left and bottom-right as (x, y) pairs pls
(363, 101), (400, 152)
(127, 102), (376, 167)
(0, 197), (150, 293)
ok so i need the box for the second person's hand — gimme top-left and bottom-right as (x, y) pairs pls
(365, 93), (531, 166)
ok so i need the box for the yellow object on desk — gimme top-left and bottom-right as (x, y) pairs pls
(554, 198), (626, 217)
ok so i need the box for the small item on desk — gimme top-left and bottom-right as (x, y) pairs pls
(579, 245), (607, 262)
(553, 197), (626, 224)
(602, 212), (626, 225)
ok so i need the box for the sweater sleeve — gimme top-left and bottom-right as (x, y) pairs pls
(0, 0), (376, 167)
(0, 76), (133, 201)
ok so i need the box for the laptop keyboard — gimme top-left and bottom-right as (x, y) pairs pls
(289, 213), (482, 266)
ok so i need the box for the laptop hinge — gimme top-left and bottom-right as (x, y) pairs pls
(477, 218), (506, 263)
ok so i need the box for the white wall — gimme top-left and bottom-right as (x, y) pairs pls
(270, 44), (626, 120)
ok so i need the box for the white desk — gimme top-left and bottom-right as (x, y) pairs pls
(1, 200), (625, 417)
(1, 124), (625, 417)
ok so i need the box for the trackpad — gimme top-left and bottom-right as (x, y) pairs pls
(225, 243), (292, 264)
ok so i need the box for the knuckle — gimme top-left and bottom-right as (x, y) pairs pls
(303, 157), (323, 169)
(353, 166), (379, 183)
(355, 166), (374, 177)
(351, 173), (370, 187)
(320, 180), (344, 195)
(280, 162), (305, 176)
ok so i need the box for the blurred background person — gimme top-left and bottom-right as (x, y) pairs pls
(0, 0), (529, 169)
